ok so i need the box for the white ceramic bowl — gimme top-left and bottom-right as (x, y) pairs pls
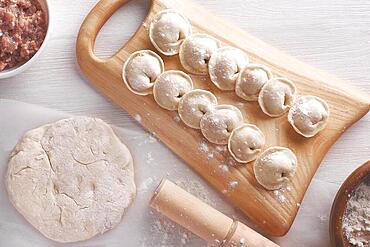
(0, 0), (51, 79)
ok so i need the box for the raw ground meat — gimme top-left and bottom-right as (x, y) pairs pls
(0, 0), (47, 71)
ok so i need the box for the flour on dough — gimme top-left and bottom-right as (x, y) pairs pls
(149, 9), (192, 56)
(288, 95), (329, 137)
(253, 146), (297, 190)
(208, 46), (249, 91)
(178, 89), (218, 129)
(235, 64), (272, 101)
(179, 33), (221, 75)
(258, 78), (297, 117)
(153, 70), (193, 110)
(200, 105), (244, 145)
(5, 117), (136, 243)
(122, 50), (164, 95)
(228, 124), (265, 163)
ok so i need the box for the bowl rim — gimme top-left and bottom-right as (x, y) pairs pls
(329, 160), (370, 247)
(0, 0), (52, 79)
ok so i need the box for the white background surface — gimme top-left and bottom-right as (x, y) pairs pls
(0, 0), (369, 246)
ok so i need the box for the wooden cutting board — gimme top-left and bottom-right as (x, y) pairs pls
(76, 0), (370, 237)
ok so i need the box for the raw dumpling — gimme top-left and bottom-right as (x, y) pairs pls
(235, 64), (272, 101)
(179, 33), (221, 75)
(258, 78), (297, 117)
(122, 50), (164, 95)
(228, 124), (265, 163)
(178, 89), (218, 129)
(253, 146), (297, 190)
(153, 70), (193, 110)
(5, 117), (136, 243)
(200, 105), (244, 144)
(288, 95), (329, 137)
(208, 46), (249, 91)
(149, 9), (192, 56)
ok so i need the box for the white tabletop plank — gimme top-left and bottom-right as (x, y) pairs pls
(0, 0), (369, 246)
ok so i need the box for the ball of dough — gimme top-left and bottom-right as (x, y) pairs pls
(235, 64), (272, 101)
(208, 46), (249, 91)
(228, 124), (265, 163)
(153, 70), (193, 110)
(179, 33), (221, 75)
(200, 105), (244, 145)
(122, 50), (164, 95)
(149, 9), (192, 56)
(253, 146), (297, 190)
(5, 117), (136, 243)
(288, 95), (329, 137)
(178, 89), (218, 129)
(258, 78), (297, 117)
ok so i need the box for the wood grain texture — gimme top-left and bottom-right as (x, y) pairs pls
(0, 0), (369, 245)
(76, 0), (370, 236)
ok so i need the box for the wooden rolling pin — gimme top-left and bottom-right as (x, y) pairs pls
(150, 179), (279, 247)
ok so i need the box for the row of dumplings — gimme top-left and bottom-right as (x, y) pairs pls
(122, 51), (296, 190)
(149, 8), (330, 138)
(121, 9), (329, 190)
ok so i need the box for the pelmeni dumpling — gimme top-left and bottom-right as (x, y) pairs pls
(200, 105), (244, 145)
(122, 50), (164, 95)
(179, 33), (221, 75)
(228, 124), (265, 163)
(253, 146), (297, 190)
(149, 9), (192, 56)
(153, 70), (193, 110)
(235, 64), (272, 101)
(288, 95), (329, 137)
(208, 46), (249, 91)
(258, 78), (297, 117)
(178, 89), (218, 129)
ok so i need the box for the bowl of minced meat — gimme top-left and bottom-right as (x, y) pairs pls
(0, 0), (50, 78)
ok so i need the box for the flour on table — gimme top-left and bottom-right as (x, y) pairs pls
(133, 114), (142, 122)
(142, 212), (195, 247)
(273, 190), (286, 204)
(146, 152), (154, 164)
(218, 164), (229, 173)
(173, 114), (181, 123)
(198, 139), (230, 161)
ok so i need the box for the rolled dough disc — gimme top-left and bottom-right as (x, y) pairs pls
(5, 117), (136, 243)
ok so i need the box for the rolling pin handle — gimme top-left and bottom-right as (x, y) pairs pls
(150, 179), (280, 247)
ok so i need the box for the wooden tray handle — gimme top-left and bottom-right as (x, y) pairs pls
(76, 0), (132, 65)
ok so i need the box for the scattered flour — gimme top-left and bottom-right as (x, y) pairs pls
(318, 215), (328, 223)
(173, 114), (181, 123)
(133, 114), (142, 122)
(229, 181), (238, 189)
(138, 177), (154, 193)
(175, 178), (216, 207)
(218, 164), (229, 173)
(138, 133), (158, 146)
(198, 140), (210, 153)
(273, 189), (286, 204)
(146, 152), (154, 164)
(215, 145), (227, 153)
(142, 212), (195, 247)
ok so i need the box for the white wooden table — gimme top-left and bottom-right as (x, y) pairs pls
(0, 0), (369, 246)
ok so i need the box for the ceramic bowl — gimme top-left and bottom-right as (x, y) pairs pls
(0, 0), (51, 79)
(329, 160), (370, 247)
